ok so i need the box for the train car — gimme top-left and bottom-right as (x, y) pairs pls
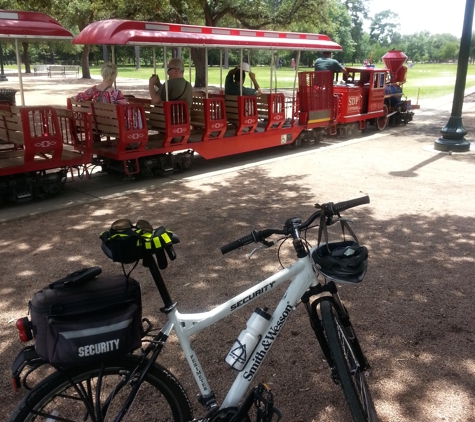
(0, 17), (417, 203)
(0, 10), (92, 203)
(69, 20), (345, 177)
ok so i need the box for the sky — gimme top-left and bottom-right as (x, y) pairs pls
(366, 0), (473, 37)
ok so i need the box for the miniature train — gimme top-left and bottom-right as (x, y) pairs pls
(0, 16), (417, 203)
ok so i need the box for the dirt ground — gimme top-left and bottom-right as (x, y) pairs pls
(0, 74), (474, 422)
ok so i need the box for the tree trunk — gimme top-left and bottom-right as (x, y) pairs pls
(191, 48), (206, 88)
(22, 42), (31, 74)
(81, 45), (91, 79)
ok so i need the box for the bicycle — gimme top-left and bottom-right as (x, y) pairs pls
(8, 195), (379, 422)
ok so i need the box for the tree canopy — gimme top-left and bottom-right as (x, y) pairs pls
(0, 0), (470, 83)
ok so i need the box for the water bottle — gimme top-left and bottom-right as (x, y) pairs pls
(225, 307), (271, 370)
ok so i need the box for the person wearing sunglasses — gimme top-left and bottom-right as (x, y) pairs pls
(148, 58), (193, 109)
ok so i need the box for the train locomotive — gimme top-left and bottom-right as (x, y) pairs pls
(297, 49), (415, 142)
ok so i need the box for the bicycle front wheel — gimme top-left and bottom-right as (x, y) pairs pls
(320, 299), (379, 422)
(8, 355), (193, 422)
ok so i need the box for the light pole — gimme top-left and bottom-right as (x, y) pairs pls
(434, 0), (474, 152)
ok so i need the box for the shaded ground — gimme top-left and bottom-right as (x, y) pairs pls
(0, 74), (474, 421)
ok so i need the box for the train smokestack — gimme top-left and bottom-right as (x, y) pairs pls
(382, 50), (408, 84)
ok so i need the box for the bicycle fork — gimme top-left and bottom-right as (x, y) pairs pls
(301, 281), (371, 375)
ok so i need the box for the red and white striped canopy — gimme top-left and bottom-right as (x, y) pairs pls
(0, 10), (73, 40)
(73, 20), (342, 51)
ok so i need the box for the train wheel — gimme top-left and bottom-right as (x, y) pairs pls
(313, 129), (323, 144)
(376, 105), (389, 131)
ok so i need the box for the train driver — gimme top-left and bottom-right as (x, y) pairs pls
(225, 63), (262, 96)
(314, 51), (348, 80)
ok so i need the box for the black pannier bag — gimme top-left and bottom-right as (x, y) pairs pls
(29, 267), (143, 367)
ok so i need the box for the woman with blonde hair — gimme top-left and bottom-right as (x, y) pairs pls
(75, 62), (127, 104)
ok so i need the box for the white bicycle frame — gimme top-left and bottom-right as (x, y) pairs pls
(159, 247), (319, 410)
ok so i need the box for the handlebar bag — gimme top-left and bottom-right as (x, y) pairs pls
(29, 268), (142, 367)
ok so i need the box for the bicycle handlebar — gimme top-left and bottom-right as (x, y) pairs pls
(220, 196), (370, 255)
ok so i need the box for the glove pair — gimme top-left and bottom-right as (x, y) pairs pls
(143, 226), (177, 269)
(100, 221), (178, 268)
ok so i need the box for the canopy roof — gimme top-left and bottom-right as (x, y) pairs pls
(0, 10), (73, 41)
(73, 20), (342, 51)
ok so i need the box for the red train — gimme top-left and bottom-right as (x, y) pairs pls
(0, 15), (417, 203)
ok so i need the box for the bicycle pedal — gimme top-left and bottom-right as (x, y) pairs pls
(254, 384), (282, 422)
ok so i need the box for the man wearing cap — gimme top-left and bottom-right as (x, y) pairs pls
(225, 63), (261, 96)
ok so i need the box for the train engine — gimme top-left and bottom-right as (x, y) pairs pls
(382, 50), (418, 125)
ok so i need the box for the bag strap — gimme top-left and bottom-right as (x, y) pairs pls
(170, 81), (188, 101)
(96, 85), (111, 102)
(317, 217), (359, 254)
(48, 267), (102, 290)
(340, 219), (359, 243)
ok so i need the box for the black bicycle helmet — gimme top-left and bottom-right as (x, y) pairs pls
(311, 240), (368, 284)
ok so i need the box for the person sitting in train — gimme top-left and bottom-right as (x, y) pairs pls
(225, 63), (261, 96)
(148, 58), (193, 109)
(75, 62), (127, 104)
(314, 51), (348, 79)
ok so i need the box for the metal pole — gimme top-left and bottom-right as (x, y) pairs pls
(434, 0), (473, 152)
(15, 39), (25, 106)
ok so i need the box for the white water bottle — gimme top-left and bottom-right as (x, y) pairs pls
(225, 307), (271, 370)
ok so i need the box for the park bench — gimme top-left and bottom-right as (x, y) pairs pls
(224, 95), (258, 135)
(0, 105), (92, 177)
(33, 65), (49, 76)
(190, 96), (227, 141)
(48, 65), (80, 77)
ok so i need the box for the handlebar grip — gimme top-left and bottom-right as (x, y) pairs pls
(221, 233), (255, 255)
(332, 195), (370, 213)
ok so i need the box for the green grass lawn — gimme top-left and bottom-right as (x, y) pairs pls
(89, 62), (475, 101)
(6, 62), (475, 101)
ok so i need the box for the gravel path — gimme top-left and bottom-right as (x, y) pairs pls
(0, 74), (474, 421)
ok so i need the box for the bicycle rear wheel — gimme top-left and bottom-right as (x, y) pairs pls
(8, 355), (193, 422)
(320, 299), (379, 422)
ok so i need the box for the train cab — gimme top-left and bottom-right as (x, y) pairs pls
(331, 67), (389, 131)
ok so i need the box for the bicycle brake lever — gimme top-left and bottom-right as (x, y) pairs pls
(248, 241), (276, 259)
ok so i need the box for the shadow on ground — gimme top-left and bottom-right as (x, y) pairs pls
(0, 159), (474, 421)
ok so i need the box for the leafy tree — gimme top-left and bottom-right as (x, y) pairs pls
(427, 33), (459, 62)
(440, 41), (459, 61)
(343, 0), (369, 63)
(326, 0), (355, 64)
(405, 31), (431, 62)
(369, 10), (401, 47)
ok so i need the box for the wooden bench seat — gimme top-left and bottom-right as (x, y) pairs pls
(225, 95), (258, 135)
(190, 96), (227, 141)
(68, 99), (148, 157)
(256, 93), (286, 130)
(145, 100), (190, 147)
(0, 105), (92, 177)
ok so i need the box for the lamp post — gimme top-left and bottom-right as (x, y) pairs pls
(0, 42), (8, 82)
(434, 0), (474, 152)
